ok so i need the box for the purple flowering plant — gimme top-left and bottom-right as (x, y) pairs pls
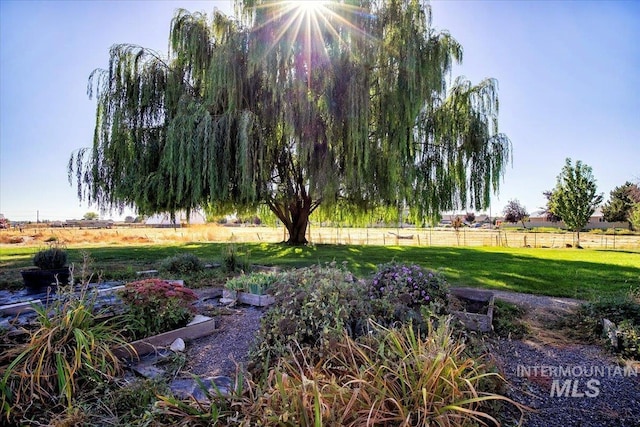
(368, 262), (448, 314)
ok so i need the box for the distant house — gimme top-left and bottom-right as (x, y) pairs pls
(439, 213), (494, 227)
(145, 211), (206, 227)
(474, 214), (492, 224)
(525, 207), (628, 230)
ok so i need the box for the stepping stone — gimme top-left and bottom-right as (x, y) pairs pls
(170, 376), (234, 401)
(131, 364), (166, 379)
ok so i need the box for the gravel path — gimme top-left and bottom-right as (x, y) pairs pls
(451, 286), (584, 313)
(492, 339), (640, 426)
(482, 289), (640, 426)
(185, 304), (265, 378)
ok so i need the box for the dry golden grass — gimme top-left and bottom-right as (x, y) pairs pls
(1, 223), (639, 249)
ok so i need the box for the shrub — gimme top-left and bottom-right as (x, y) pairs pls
(221, 244), (250, 273)
(225, 272), (278, 295)
(250, 263), (370, 371)
(33, 246), (67, 269)
(573, 289), (640, 360)
(118, 279), (198, 340)
(243, 320), (524, 426)
(618, 320), (640, 360)
(1, 285), (128, 422)
(368, 261), (449, 327)
(160, 253), (204, 274)
(579, 298), (640, 327)
(492, 299), (529, 339)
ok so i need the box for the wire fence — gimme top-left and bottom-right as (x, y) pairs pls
(304, 227), (640, 250)
(2, 224), (639, 250)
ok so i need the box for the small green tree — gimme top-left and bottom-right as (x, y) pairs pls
(629, 203), (640, 232)
(83, 211), (99, 220)
(540, 190), (562, 222)
(601, 182), (640, 228)
(549, 158), (603, 246)
(502, 199), (528, 228)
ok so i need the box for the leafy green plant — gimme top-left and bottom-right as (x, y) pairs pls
(183, 268), (228, 289)
(221, 244), (250, 273)
(160, 253), (204, 274)
(1, 284), (129, 422)
(225, 272), (278, 295)
(250, 263), (370, 372)
(118, 279), (198, 340)
(570, 288), (640, 359)
(580, 298), (640, 327)
(244, 319), (525, 426)
(492, 299), (529, 339)
(617, 320), (640, 359)
(104, 379), (168, 425)
(152, 370), (246, 426)
(368, 261), (449, 328)
(33, 245), (67, 269)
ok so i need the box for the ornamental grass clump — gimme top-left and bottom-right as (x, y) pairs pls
(160, 253), (204, 274)
(368, 261), (449, 327)
(1, 283), (128, 423)
(242, 319), (525, 426)
(118, 279), (198, 340)
(33, 246), (68, 270)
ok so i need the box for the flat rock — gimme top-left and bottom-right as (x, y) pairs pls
(602, 318), (619, 349)
(131, 363), (166, 379)
(170, 376), (234, 401)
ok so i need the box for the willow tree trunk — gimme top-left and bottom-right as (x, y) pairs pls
(268, 195), (314, 245)
(287, 209), (310, 245)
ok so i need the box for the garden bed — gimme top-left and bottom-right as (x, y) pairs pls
(221, 289), (275, 307)
(449, 288), (495, 332)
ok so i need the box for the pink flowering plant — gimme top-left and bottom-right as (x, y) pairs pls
(119, 279), (198, 339)
(368, 262), (449, 326)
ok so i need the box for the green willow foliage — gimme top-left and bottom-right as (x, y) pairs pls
(69, 0), (511, 243)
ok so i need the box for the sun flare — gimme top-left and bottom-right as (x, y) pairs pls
(290, 1), (328, 14)
(251, 0), (369, 86)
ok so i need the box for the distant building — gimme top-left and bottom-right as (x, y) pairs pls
(145, 210), (206, 227)
(521, 207), (628, 230)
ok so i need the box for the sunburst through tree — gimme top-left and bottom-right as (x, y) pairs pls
(69, 0), (511, 244)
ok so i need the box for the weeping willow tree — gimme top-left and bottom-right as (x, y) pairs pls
(69, 0), (511, 244)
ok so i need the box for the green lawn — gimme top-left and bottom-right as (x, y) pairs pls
(1, 243), (638, 300)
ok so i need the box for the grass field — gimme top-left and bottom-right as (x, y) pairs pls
(2, 228), (638, 300)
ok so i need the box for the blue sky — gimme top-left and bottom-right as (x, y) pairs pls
(1, 0), (638, 222)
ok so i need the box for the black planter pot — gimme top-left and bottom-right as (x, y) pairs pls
(20, 267), (71, 292)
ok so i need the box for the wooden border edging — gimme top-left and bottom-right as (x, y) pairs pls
(113, 316), (216, 359)
(222, 289), (275, 307)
